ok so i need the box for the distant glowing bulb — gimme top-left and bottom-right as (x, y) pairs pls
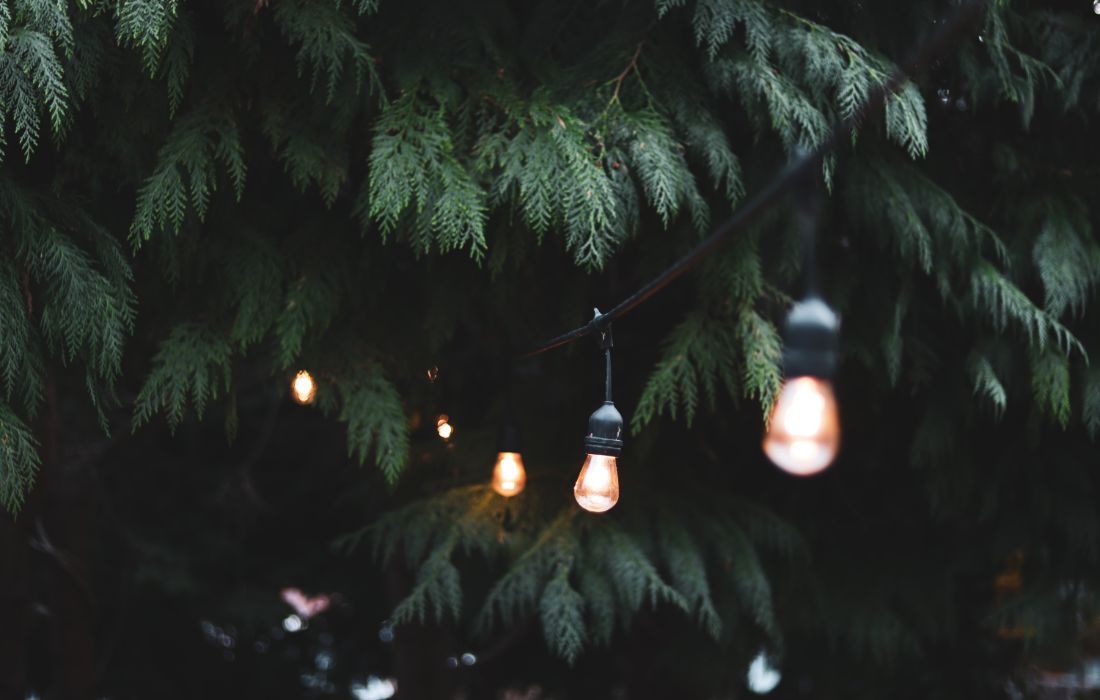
(573, 453), (620, 513)
(747, 652), (781, 694)
(491, 451), (526, 497)
(282, 614), (304, 633)
(763, 377), (839, 476)
(436, 415), (453, 440)
(291, 370), (316, 405)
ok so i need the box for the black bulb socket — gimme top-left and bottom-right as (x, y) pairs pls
(583, 401), (623, 457)
(782, 295), (839, 379)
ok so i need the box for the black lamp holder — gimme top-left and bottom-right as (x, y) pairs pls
(583, 309), (624, 457)
(782, 297), (839, 379)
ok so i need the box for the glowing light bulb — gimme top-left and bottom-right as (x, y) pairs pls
(436, 415), (453, 440)
(291, 370), (316, 405)
(573, 453), (620, 513)
(491, 451), (526, 497)
(763, 376), (839, 475)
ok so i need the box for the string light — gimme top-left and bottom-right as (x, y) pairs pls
(492, 453), (526, 496)
(436, 414), (454, 440)
(762, 154), (840, 476)
(506, 4), (985, 493)
(340, 3), (975, 510)
(491, 423), (526, 497)
(763, 297), (840, 475)
(574, 313), (623, 513)
(291, 370), (317, 405)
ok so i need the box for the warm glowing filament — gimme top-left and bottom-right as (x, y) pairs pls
(763, 377), (839, 476)
(782, 389), (825, 437)
(491, 452), (526, 497)
(291, 370), (316, 405)
(573, 453), (620, 513)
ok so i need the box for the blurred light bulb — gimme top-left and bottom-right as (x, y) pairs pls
(435, 415), (453, 440)
(351, 677), (397, 700)
(491, 451), (526, 497)
(282, 614), (304, 633)
(763, 377), (839, 475)
(573, 453), (619, 512)
(291, 370), (316, 405)
(747, 652), (781, 694)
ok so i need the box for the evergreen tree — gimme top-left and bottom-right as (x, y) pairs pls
(1, 0), (1100, 697)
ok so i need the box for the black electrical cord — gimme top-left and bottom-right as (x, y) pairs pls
(794, 151), (823, 297)
(593, 308), (615, 402)
(604, 348), (612, 403)
(521, 0), (990, 359)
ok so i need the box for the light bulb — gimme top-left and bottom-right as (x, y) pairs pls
(291, 370), (316, 405)
(435, 415), (454, 440)
(762, 376), (839, 475)
(573, 453), (620, 513)
(491, 451), (526, 497)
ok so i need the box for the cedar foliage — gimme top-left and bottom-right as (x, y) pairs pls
(1, 0), (1099, 695)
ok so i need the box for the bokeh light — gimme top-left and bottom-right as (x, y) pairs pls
(747, 653), (781, 694)
(436, 415), (454, 440)
(291, 370), (317, 405)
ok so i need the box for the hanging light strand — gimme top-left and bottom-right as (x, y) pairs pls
(573, 312), (623, 513)
(762, 155), (841, 476)
(496, 1), (988, 500)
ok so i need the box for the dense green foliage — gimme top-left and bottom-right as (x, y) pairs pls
(2, 0), (1100, 696)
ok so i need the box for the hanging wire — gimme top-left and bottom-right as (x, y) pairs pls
(795, 150), (824, 297)
(604, 347), (613, 403)
(586, 308), (616, 402)
(521, 0), (990, 359)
